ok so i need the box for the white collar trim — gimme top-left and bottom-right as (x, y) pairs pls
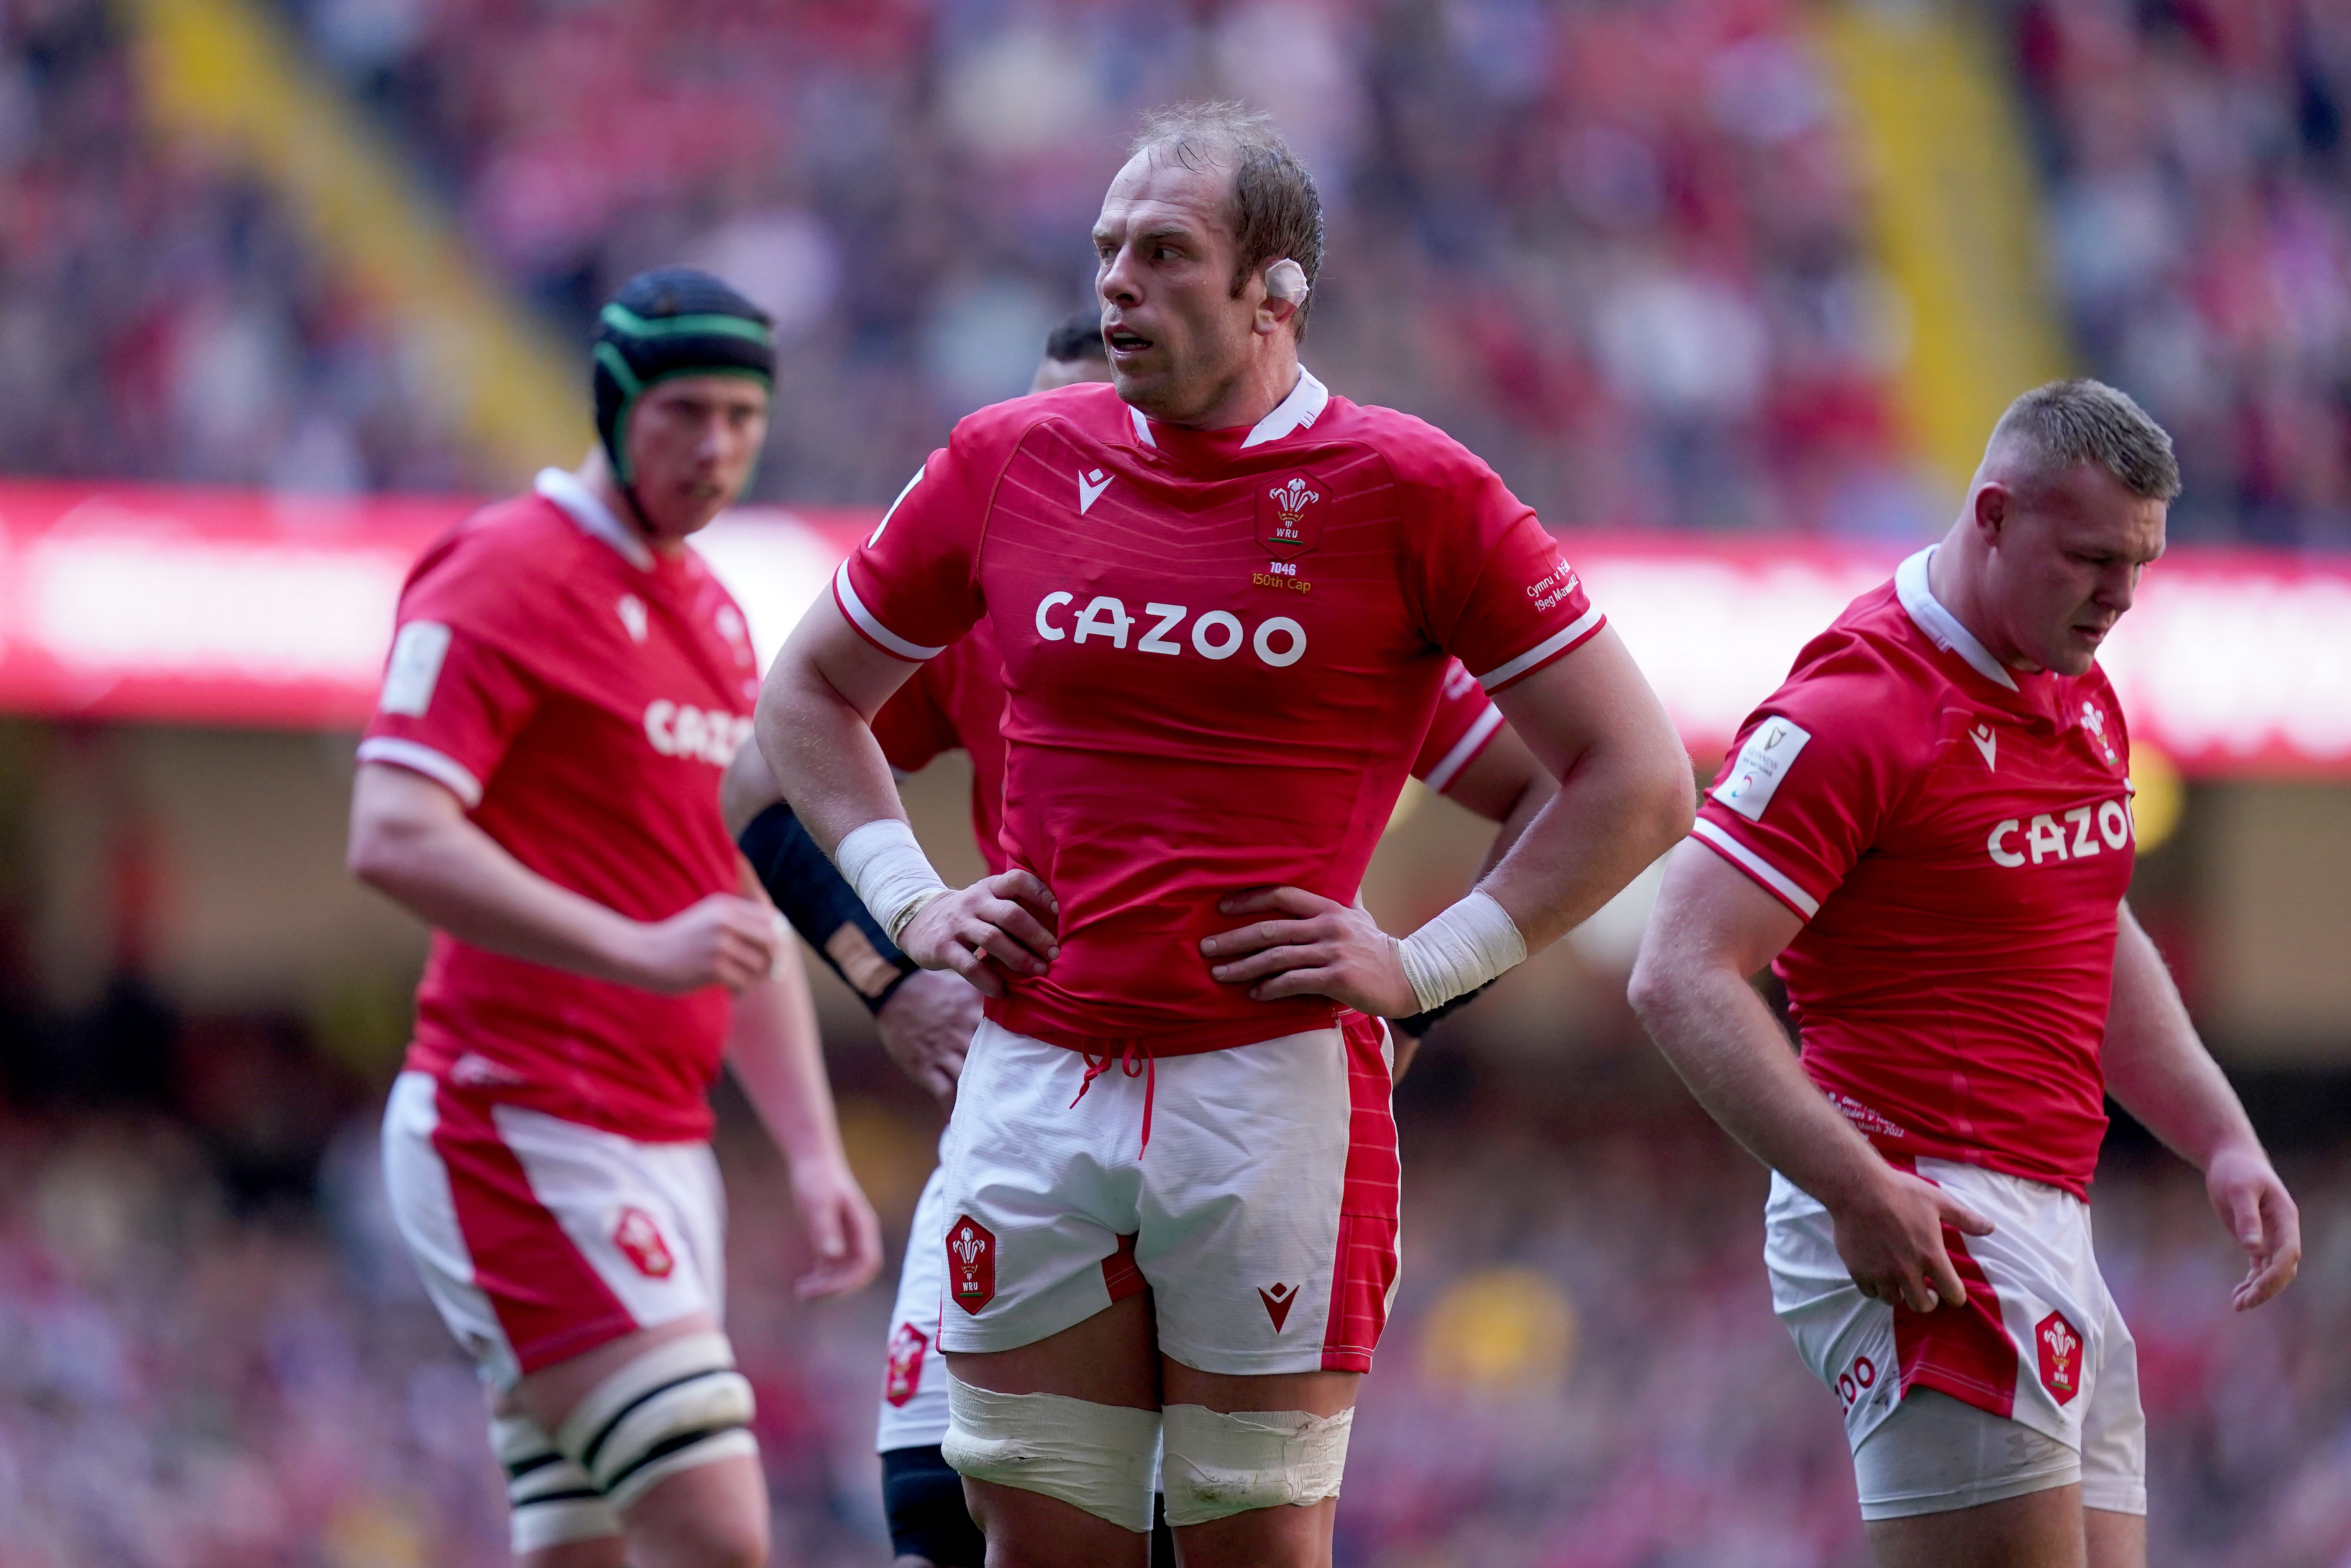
(1895, 546), (2018, 692)
(1122, 366), (1328, 452)
(1241, 366), (1328, 449)
(535, 467), (654, 572)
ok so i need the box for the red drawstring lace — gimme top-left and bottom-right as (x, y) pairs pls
(1070, 1040), (1156, 1156)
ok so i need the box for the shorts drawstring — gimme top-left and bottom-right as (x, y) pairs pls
(1069, 1040), (1157, 1157)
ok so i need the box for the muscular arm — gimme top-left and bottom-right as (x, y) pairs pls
(2101, 902), (2299, 1307)
(1477, 632), (1690, 949)
(755, 595), (1057, 996)
(1441, 720), (1557, 881)
(1206, 627), (1694, 1016)
(1628, 839), (1993, 1313)
(1388, 721), (1559, 1075)
(346, 761), (775, 993)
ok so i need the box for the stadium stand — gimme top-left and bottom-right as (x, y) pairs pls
(0, 0), (468, 492)
(13, 0), (2351, 543)
(2017, 0), (2351, 548)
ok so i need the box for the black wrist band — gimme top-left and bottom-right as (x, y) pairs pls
(737, 802), (918, 1015)
(1394, 977), (1496, 1040)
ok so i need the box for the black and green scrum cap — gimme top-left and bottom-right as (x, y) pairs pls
(592, 267), (776, 485)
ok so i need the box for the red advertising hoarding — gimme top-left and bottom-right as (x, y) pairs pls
(1, 479), (2344, 777)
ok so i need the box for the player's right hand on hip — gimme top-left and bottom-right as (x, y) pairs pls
(898, 869), (1059, 998)
(629, 893), (780, 993)
(1833, 1165), (1994, 1315)
(877, 968), (983, 1108)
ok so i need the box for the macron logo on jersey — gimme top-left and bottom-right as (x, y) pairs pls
(644, 700), (753, 766)
(1077, 468), (1112, 515)
(1713, 718), (1812, 822)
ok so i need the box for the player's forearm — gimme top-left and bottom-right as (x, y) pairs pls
(756, 655), (911, 853)
(351, 806), (645, 984)
(2102, 905), (2265, 1173)
(1480, 737), (1691, 950)
(720, 737), (784, 839)
(725, 963), (851, 1172)
(1472, 770), (1551, 884)
(1632, 957), (1885, 1206)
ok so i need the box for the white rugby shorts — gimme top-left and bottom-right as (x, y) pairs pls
(1766, 1158), (2146, 1518)
(380, 1071), (729, 1390)
(876, 1150), (953, 1453)
(935, 1018), (1401, 1376)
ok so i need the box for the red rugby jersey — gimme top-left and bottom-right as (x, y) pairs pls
(1692, 548), (2137, 1197)
(836, 372), (1601, 1053)
(359, 470), (762, 1141)
(870, 619), (1507, 878)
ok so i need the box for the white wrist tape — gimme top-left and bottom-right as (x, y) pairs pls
(1396, 890), (1526, 1014)
(834, 818), (949, 944)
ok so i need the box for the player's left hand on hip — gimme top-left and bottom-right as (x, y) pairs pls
(2206, 1142), (2301, 1310)
(789, 1157), (884, 1300)
(1201, 885), (1418, 1017)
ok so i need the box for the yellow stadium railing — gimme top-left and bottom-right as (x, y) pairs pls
(120, 0), (587, 487)
(1815, 0), (2072, 501)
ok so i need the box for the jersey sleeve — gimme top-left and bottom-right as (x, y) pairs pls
(833, 419), (998, 661)
(1410, 660), (1505, 796)
(1398, 441), (1605, 693)
(870, 658), (963, 773)
(1689, 673), (1906, 920)
(356, 565), (544, 809)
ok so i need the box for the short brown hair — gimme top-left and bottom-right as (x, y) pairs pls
(1131, 102), (1324, 340)
(1990, 379), (2182, 502)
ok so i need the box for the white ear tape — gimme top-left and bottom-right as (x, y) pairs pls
(1265, 258), (1310, 304)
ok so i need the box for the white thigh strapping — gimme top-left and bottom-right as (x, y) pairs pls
(1160, 1404), (1353, 1527)
(941, 1375), (1161, 1533)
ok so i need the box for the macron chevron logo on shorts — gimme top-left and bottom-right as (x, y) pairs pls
(1258, 1281), (1297, 1331)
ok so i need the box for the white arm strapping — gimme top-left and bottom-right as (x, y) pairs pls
(833, 819), (950, 944)
(1396, 890), (1526, 1014)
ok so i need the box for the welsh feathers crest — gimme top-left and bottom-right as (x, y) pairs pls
(1269, 477), (1319, 522)
(1256, 472), (1328, 560)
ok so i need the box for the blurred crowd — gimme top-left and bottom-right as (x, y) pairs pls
(3, 1064), (2348, 1568)
(0, 0), (1964, 535)
(0, 0), (468, 492)
(302, 0), (1915, 534)
(7, 0), (2351, 544)
(2017, 0), (2351, 549)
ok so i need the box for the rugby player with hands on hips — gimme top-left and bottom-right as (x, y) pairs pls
(727, 310), (1557, 1568)
(1631, 380), (2299, 1568)
(348, 268), (881, 1568)
(759, 102), (1691, 1568)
